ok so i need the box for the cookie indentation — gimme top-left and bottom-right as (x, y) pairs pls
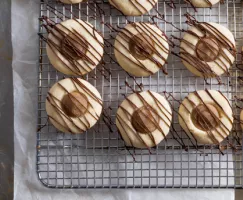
(196, 37), (219, 62)
(131, 106), (159, 133)
(191, 103), (220, 131)
(129, 33), (155, 60)
(61, 91), (89, 118)
(61, 33), (88, 60)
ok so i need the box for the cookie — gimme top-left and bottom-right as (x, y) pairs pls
(116, 91), (172, 148)
(178, 89), (233, 144)
(180, 22), (236, 78)
(240, 109), (243, 130)
(109, 0), (158, 16)
(60, 0), (84, 4)
(46, 78), (103, 134)
(114, 22), (169, 77)
(185, 0), (220, 8)
(46, 19), (104, 76)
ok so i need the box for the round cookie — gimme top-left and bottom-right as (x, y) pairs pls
(109, 0), (158, 16)
(46, 78), (103, 134)
(116, 91), (172, 148)
(114, 22), (169, 77)
(185, 0), (220, 7)
(178, 89), (233, 144)
(240, 110), (243, 130)
(60, 0), (84, 4)
(46, 19), (104, 76)
(180, 22), (236, 78)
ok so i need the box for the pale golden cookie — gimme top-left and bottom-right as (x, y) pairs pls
(46, 19), (104, 76)
(178, 90), (233, 144)
(240, 109), (243, 130)
(60, 0), (84, 4)
(114, 22), (169, 77)
(109, 0), (158, 16)
(185, 0), (220, 7)
(116, 91), (172, 148)
(180, 22), (235, 78)
(46, 78), (103, 134)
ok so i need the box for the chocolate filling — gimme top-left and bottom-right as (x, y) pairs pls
(196, 37), (219, 62)
(129, 33), (155, 60)
(61, 91), (89, 118)
(191, 103), (220, 131)
(60, 32), (88, 60)
(131, 105), (159, 133)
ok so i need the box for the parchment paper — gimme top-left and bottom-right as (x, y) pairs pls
(12, 0), (235, 199)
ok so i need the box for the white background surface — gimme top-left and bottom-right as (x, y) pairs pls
(12, 0), (236, 199)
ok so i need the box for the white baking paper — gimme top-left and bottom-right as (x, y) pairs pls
(12, 0), (235, 199)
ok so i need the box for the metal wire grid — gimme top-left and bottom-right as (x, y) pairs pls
(37, 0), (243, 188)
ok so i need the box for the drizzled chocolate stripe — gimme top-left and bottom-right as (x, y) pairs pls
(139, 23), (169, 54)
(109, 0), (157, 15)
(46, 78), (103, 134)
(71, 77), (103, 106)
(116, 91), (172, 148)
(115, 22), (169, 75)
(148, 91), (172, 123)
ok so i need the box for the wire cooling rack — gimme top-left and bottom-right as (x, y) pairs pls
(37, 0), (243, 188)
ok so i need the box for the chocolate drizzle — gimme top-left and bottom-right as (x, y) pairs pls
(46, 78), (103, 134)
(116, 91), (172, 149)
(39, 2), (242, 156)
